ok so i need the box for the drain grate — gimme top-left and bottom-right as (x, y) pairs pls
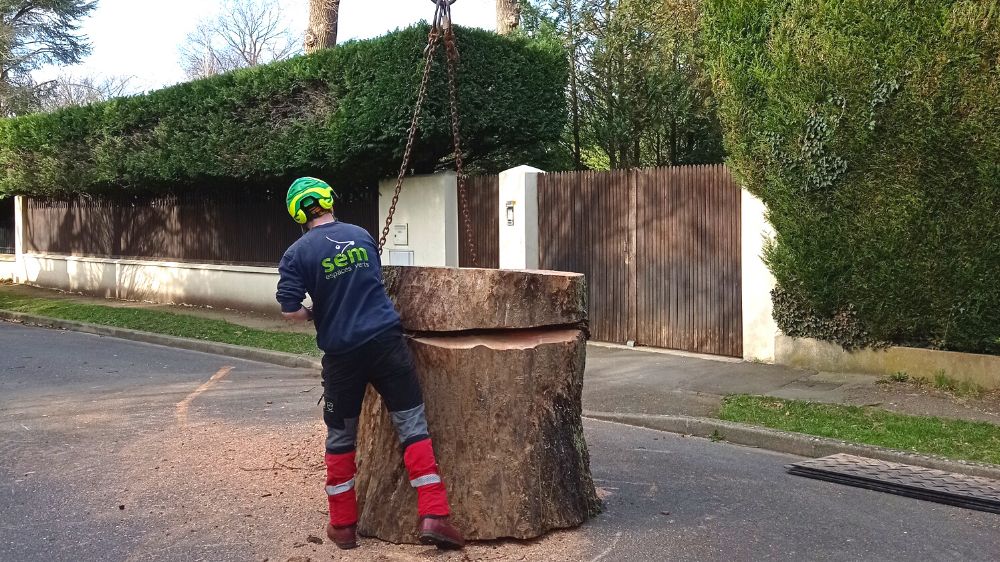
(786, 453), (1000, 514)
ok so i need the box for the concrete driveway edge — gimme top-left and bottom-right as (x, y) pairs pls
(0, 311), (322, 371)
(583, 411), (1000, 481)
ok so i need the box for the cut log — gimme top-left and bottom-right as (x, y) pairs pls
(354, 267), (599, 543)
(382, 266), (587, 332)
(354, 329), (600, 542)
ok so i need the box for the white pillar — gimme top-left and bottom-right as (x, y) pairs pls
(498, 165), (543, 270)
(741, 189), (779, 363)
(378, 172), (458, 267)
(13, 195), (25, 283)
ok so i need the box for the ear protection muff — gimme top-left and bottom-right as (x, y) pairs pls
(287, 177), (336, 224)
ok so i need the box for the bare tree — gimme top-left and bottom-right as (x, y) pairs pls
(178, 0), (300, 80)
(305, 0), (341, 53)
(497, 0), (522, 34)
(41, 73), (135, 111)
(179, 24), (227, 79)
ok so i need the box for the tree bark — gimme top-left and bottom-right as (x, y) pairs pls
(382, 266), (587, 332)
(496, 0), (521, 35)
(305, 0), (340, 53)
(354, 267), (599, 543)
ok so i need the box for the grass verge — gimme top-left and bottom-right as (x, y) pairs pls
(720, 395), (1000, 465)
(0, 290), (319, 357)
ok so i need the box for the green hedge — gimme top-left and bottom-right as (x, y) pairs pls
(703, 1), (1000, 354)
(0, 25), (568, 197)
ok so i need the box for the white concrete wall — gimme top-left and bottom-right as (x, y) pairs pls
(498, 165), (543, 270)
(741, 189), (779, 362)
(18, 253), (281, 312)
(0, 257), (16, 281)
(378, 172), (458, 267)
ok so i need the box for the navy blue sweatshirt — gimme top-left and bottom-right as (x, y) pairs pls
(276, 221), (400, 354)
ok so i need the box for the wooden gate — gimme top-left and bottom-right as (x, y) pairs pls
(459, 174), (500, 268)
(538, 165), (742, 357)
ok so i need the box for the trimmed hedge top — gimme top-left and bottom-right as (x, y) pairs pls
(0, 25), (568, 196)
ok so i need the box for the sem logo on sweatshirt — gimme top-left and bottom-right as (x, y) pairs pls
(321, 241), (370, 280)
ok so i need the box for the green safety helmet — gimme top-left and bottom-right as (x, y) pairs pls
(286, 177), (335, 224)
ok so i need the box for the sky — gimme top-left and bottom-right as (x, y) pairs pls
(35, 0), (497, 92)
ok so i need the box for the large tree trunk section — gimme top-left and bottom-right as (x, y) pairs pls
(304, 0), (340, 53)
(382, 266), (586, 332)
(496, 0), (522, 35)
(354, 267), (599, 543)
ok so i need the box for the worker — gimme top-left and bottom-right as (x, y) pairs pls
(275, 177), (465, 550)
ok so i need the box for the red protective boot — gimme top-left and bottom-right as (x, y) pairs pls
(418, 516), (466, 550)
(326, 523), (358, 550)
(403, 439), (450, 517)
(403, 439), (464, 549)
(325, 451), (359, 548)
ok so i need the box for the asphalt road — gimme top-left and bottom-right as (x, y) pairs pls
(2, 322), (998, 561)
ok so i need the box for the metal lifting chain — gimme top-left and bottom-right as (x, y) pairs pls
(377, 0), (478, 268)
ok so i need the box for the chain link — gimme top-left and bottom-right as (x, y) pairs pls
(378, 0), (478, 268)
(442, 22), (478, 267)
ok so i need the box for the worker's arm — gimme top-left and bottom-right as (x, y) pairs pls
(276, 248), (311, 321)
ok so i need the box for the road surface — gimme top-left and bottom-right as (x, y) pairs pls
(2, 322), (997, 561)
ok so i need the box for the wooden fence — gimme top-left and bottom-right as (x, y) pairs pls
(19, 166), (742, 356)
(459, 174), (500, 268)
(538, 165), (742, 357)
(23, 190), (379, 266)
(0, 198), (13, 254)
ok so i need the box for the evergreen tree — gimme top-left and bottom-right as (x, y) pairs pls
(0, 0), (97, 115)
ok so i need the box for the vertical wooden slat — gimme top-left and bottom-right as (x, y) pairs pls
(691, 164), (699, 352)
(657, 166), (666, 347)
(712, 164), (722, 354)
(597, 170), (604, 340)
(690, 164), (699, 352)
(705, 164), (712, 352)
(600, 170), (609, 341)
(704, 165), (712, 353)
(719, 164), (729, 356)
(616, 170), (622, 342)
(676, 165), (685, 351)
(609, 170), (618, 341)
(681, 165), (690, 351)
(458, 174), (500, 269)
(627, 169), (638, 342)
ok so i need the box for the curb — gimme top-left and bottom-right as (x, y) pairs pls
(583, 411), (1000, 481)
(0, 310), (322, 371)
(587, 341), (743, 364)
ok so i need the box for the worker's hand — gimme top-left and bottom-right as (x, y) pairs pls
(282, 306), (313, 323)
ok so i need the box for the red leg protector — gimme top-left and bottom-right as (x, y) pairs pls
(403, 438), (451, 517)
(325, 451), (358, 527)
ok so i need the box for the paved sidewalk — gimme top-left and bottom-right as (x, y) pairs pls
(6, 283), (1000, 426)
(585, 344), (1000, 425)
